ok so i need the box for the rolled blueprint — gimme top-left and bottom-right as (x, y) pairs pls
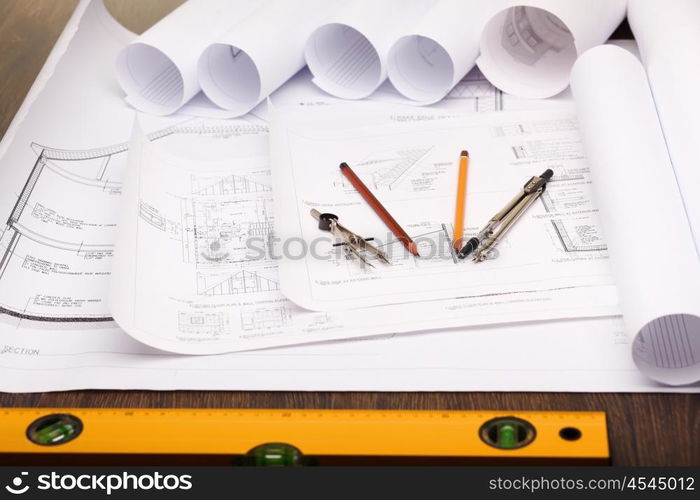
(115, 0), (265, 115)
(387, 0), (505, 103)
(304, 0), (434, 99)
(198, 0), (343, 117)
(570, 45), (700, 386)
(627, 0), (700, 256)
(477, 0), (626, 98)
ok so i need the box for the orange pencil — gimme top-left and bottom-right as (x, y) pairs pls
(340, 162), (420, 257)
(452, 150), (469, 250)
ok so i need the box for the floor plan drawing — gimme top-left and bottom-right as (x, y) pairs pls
(240, 305), (292, 331)
(178, 310), (231, 337)
(190, 191), (274, 267)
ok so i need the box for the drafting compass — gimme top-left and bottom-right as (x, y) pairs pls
(458, 169), (553, 262)
(310, 209), (390, 267)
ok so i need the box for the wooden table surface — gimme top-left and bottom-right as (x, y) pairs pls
(0, 0), (697, 466)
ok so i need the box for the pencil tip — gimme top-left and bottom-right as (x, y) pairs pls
(339, 162), (349, 169)
(461, 150), (469, 157)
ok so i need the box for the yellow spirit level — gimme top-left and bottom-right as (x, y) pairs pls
(0, 408), (609, 465)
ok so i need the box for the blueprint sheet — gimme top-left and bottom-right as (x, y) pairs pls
(108, 116), (617, 354)
(0, 0), (697, 391)
(271, 106), (618, 316)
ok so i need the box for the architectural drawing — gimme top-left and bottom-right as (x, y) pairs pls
(354, 147), (433, 190)
(240, 305), (292, 331)
(331, 146), (443, 195)
(191, 173), (271, 196)
(138, 201), (181, 238)
(190, 195), (273, 266)
(551, 219), (607, 253)
(177, 311), (231, 337)
(0, 119), (267, 321)
(197, 270), (279, 296)
(540, 177), (592, 214)
(113, 139), (342, 352)
(445, 68), (504, 112)
(275, 110), (618, 312)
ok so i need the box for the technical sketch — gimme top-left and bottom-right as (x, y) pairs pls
(177, 311), (231, 336)
(191, 197), (273, 266)
(541, 188), (592, 214)
(274, 108), (623, 314)
(445, 68), (504, 112)
(540, 190), (557, 213)
(191, 173), (271, 196)
(360, 148), (432, 190)
(331, 220), (458, 276)
(494, 119), (578, 138)
(139, 201), (183, 239)
(0, 119), (267, 321)
(240, 306), (292, 331)
(510, 137), (584, 161)
(546, 164), (586, 182)
(197, 270), (280, 296)
(551, 219), (607, 252)
(494, 123), (530, 137)
(139, 201), (165, 230)
(334, 147), (434, 192)
(494, 119), (583, 161)
(540, 179), (591, 214)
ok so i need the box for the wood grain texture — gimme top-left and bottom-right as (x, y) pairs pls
(103, 0), (185, 34)
(0, 0), (698, 466)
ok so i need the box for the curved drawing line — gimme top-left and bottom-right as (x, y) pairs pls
(12, 222), (113, 251)
(44, 160), (122, 189)
(30, 120), (268, 161)
(0, 305), (112, 322)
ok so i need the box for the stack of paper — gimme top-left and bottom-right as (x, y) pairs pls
(0, 0), (698, 392)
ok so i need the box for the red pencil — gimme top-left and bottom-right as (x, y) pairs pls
(340, 162), (420, 257)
